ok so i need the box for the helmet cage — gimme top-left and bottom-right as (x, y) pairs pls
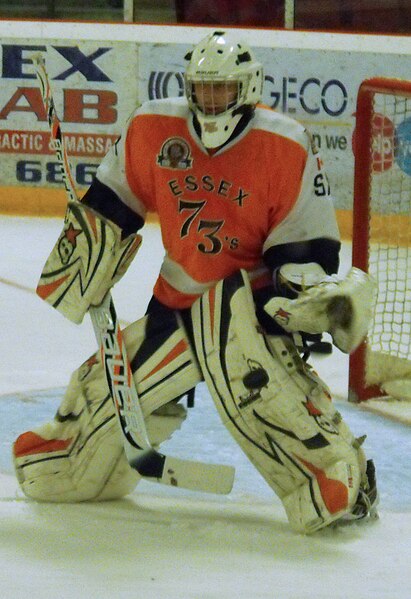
(184, 31), (263, 148)
(186, 76), (248, 117)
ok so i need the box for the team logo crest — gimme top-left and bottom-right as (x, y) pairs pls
(157, 137), (193, 169)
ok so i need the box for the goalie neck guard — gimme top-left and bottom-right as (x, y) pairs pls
(185, 31), (263, 149)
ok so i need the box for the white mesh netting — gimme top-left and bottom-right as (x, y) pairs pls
(365, 91), (411, 399)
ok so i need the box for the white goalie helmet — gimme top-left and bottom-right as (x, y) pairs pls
(185, 31), (263, 149)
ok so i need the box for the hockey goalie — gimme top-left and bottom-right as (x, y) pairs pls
(13, 31), (378, 534)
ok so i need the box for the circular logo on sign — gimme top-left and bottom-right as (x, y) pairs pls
(352, 112), (395, 173)
(395, 117), (411, 176)
(371, 113), (395, 172)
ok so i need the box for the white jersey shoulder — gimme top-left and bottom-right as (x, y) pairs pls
(253, 106), (309, 150)
(131, 97), (190, 120)
(95, 101), (190, 219)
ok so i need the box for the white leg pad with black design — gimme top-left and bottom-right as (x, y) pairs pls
(192, 270), (370, 534)
(13, 310), (202, 502)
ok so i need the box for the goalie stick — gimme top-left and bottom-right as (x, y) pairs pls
(32, 54), (235, 495)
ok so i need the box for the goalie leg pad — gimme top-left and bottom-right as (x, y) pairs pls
(13, 311), (201, 502)
(36, 201), (142, 324)
(13, 366), (139, 502)
(192, 269), (372, 533)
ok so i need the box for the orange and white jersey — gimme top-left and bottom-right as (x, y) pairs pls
(96, 98), (340, 309)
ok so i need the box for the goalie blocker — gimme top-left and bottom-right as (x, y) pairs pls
(14, 268), (377, 533)
(36, 200), (142, 325)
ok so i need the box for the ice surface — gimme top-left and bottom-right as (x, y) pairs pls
(1, 216), (410, 599)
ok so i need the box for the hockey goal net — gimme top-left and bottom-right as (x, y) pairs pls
(349, 77), (411, 403)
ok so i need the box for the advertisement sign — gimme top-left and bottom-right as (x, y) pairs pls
(0, 39), (137, 206)
(1, 22), (410, 216)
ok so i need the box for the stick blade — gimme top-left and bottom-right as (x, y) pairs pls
(162, 456), (235, 495)
(127, 447), (235, 494)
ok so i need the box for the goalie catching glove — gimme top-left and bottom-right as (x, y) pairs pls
(36, 201), (142, 324)
(264, 264), (377, 353)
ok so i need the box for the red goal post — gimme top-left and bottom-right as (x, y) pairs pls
(349, 77), (411, 402)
